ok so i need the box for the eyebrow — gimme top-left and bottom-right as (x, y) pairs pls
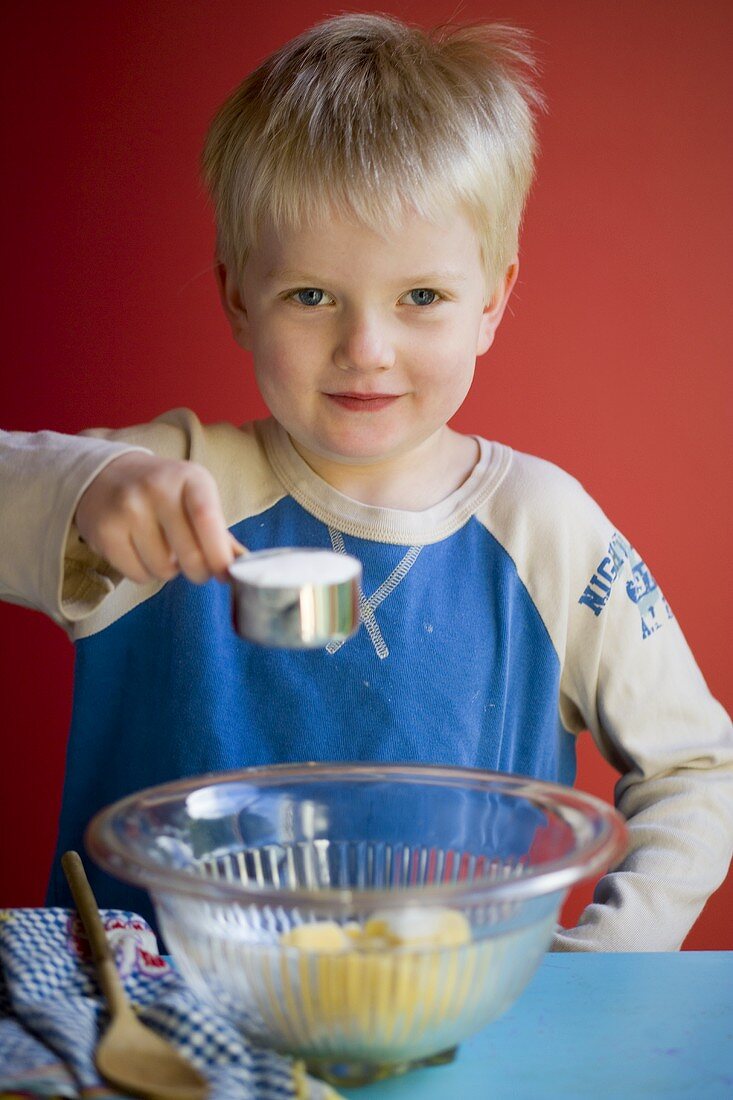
(264, 269), (470, 285)
(265, 270), (319, 283)
(399, 271), (470, 285)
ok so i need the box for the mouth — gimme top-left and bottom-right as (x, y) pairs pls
(324, 392), (402, 412)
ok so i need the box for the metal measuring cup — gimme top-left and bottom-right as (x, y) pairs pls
(228, 548), (362, 648)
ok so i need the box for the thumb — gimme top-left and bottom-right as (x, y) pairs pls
(215, 534), (247, 583)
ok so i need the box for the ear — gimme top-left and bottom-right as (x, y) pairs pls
(215, 262), (252, 350)
(476, 260), (519, 356)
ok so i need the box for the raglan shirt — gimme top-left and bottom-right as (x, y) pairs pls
(1, 408), (731, 951)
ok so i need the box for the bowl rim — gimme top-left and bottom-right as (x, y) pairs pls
(85, 762), (628, 909)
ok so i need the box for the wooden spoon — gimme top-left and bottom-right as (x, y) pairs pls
(62, 850), (208, 1100)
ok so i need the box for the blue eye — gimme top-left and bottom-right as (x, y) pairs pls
(409, 288), (437, 306)
(295, 288), (326, 307)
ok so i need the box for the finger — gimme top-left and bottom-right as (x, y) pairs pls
(90, 523), (157, 585)
(121, 534), (157, 585)
(158, 504), (212, 585)
(129, 518), (180, 582)
(181, 474), (235, 578)
(213, 533), (248, 582)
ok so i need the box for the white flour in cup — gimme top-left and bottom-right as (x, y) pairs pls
(229, 550), (360, 589)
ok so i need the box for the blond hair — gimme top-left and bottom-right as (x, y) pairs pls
(202, 13), (542, 292)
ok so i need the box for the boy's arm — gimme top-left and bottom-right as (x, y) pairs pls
(486, 452), (732, 951)
(0, 409), (229, 629)
(0, 426), (151, 626)
(555, 529), (733, 952)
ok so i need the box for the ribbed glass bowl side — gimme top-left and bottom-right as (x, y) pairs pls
(149, 838), (563, 1060)
(85, 765), (627, 1078)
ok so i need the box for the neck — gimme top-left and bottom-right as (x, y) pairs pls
(289, 428), (479, 510)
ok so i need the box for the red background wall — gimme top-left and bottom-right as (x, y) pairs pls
(1, 1), (730, 948)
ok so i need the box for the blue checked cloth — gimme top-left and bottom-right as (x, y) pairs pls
(0, 908), (340, 1099)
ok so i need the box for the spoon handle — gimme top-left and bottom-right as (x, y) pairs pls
(61, 850), (132, 1019)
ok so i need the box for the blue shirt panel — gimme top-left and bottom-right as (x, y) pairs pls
(48, 497), (575, 917)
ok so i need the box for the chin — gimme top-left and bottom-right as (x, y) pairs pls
(298, 424), (401, 463)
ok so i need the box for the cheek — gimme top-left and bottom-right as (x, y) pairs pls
(253, 352), (296, 403)
(251, 325), (304, 389)
(415, 329), (478, 388)
(253, 311), (326, 370)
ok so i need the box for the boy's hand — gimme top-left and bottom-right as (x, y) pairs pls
(74, 452), (245, 585)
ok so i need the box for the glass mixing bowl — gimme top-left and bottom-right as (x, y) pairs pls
(86, 763), (626, 1086)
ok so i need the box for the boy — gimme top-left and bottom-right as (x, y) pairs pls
(1, 14), (731, 950)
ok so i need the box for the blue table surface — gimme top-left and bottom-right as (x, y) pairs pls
(340, 952), (733, 1100)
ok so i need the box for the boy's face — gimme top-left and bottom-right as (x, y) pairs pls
(219, 206), (516, 473)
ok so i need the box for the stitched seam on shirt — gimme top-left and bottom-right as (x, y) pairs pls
(358, 590), (389, 659)
(327, 528), (422, 659)
(368, 544), (422, 609)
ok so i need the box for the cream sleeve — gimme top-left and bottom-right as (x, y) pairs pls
(0, 411), (204, 630)
(480, 451), (733, 951)
(554, 528), (733, 951)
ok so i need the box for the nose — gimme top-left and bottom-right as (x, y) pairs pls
(333, 309), (395, 373)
